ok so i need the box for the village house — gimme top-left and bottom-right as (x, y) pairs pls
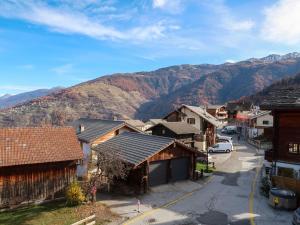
(72, 118), (140, 178)
(163, 105), (220, 151)
(0, 127), (82, 208)
(146, 121), (201, 149)
(247, 110), (273, 139)
(206, 105), (228, 123)
(143, 119), (165, 132)
(262, 88), (300, 196)
(124, 119), (147, 131)
(93, 132), (200, 193)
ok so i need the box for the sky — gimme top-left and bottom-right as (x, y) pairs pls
(0, 0), (300, 95)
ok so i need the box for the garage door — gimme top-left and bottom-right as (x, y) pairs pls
(170, 157), (190, 182)
(149, 160), (168, 187)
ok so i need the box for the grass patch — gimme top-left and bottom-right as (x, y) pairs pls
(196, 162), (214, 173)
(0, 200), (118, 225)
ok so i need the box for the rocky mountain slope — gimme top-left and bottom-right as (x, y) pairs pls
(0, 87), (62, 109)
(1, 53), (300, 127)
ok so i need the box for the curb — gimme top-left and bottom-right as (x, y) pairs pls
(123, 176), (214, 225)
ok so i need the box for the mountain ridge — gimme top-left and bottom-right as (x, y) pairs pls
(1, 53), (300, 127)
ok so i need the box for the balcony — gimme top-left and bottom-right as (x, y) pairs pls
(264, 149), (273, 162)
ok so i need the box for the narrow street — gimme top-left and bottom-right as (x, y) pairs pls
(124, 136), (293, 225)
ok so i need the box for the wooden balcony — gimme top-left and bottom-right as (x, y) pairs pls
(264, 149), (273, 162)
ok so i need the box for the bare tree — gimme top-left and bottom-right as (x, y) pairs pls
(88, 149), (130, 194)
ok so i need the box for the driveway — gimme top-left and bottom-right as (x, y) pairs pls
(101, 137), (293, 225)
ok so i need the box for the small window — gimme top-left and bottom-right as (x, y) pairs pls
(289, 143), (299, 154)
(187, 118), (195, 124)
(262, 120), (269, 125)
(162, 129), (166, 134)
(213, 144), (219, 148)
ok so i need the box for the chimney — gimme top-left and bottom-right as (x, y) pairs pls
(79, 124), (85, 133)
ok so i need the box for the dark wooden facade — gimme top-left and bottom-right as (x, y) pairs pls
(149, 124), (195, 147)
(126, 143), (196, 194)
(0, 161), (77, 208)
(272, 110), (300, 163)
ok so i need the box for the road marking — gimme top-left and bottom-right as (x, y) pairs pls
(123, 176), (214, 225)
(248, 158), (262, 225)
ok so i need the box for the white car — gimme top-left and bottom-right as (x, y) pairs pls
(217, 134), (233, 142)
(208, 142), (233, 153)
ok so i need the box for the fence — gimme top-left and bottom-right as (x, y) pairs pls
(247, 139), (272, 150)
(71, 214), (96, 225)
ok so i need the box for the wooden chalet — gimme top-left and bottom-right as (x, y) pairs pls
(164, 105), (220, 151)
(146, 121), (201, 148)
(94, 132), (200, 193)
(261, 87), (300, 197)
(72, 118), (141, 178)
(0, 127), (82, 208)
(206, 105), (228, 123)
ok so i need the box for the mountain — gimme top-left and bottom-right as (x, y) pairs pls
(1, 52), (300, 127)
(241, 72), (300, 105)
(0, 87), (63, 109)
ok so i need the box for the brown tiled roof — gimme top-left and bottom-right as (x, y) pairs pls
(0, 127), (83, 167)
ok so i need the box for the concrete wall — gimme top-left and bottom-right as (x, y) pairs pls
(180, 107), (203, 131)
(257, 114), (273, 127)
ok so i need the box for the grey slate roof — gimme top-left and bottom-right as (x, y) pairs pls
(149, 122), (200, 135)
(206, 105), (225, 110)
(72, 118), (137, 143)
(183, 105), (220, 127)
(124, 120), (145, 128)
(249, 111), (271, 120)
(260, 88), (300, 109)
(93, 132), (194, 166)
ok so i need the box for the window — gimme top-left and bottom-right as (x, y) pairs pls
(289, 143), (299, 154)
(162, 129), (165, 134)
(262, 120), (269, 125)
(187, 118), (195, 124)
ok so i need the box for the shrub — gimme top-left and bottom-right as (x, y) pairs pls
(260, 176), (271, 198)
(66, 181), (85, 206)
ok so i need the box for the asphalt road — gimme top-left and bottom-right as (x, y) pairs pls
(125, 136), (293, 225)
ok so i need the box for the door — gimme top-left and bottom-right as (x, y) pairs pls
(149, 160), (168, 187)
(170, 157), (190, 182)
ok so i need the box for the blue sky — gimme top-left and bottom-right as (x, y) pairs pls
(0, 0), (300, 95)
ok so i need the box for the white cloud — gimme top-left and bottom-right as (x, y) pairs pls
(202, 0), (255, 32)
(152, 0), (183, 14)
(0, 1), (173, 41)
(19, 64), (34, 70)
(261, 0), (300, 44)
(52, 63), (73, 75)
(153, 0), (167, 8)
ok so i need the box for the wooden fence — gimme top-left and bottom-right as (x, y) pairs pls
(71, 214), (96, 225)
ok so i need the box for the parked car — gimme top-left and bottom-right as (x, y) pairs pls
(293, 207), (300, 225)
(217, 138), (231, 143)
(208, 142), (233, 153)
(221, 126), (237, 134)
(217, 134), (233, 142)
